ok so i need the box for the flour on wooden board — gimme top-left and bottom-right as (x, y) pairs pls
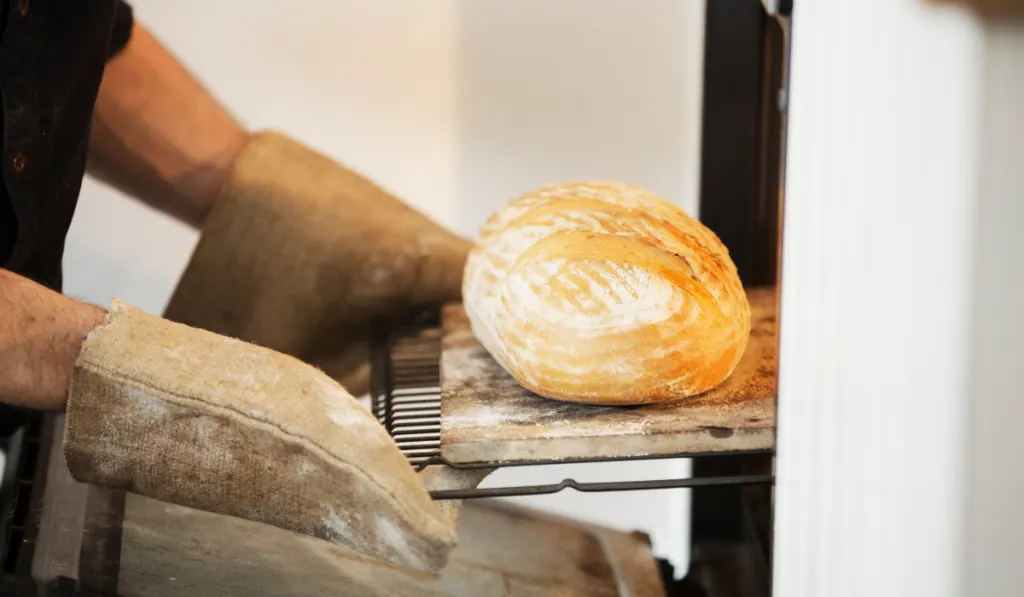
(445, 400), (652, 439)
(320, 509), (430, 572)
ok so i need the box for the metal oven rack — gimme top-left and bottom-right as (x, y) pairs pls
(369, 308), (777, 594)
(368, 311), (775, 502)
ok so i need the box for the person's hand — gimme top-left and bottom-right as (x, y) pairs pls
(164, 131), (470, 395)
(64, 299), (457, 572)
(140, 133), (493, 564)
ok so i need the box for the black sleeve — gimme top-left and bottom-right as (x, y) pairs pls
(106, 1), (134, 60)
(0, 405), (26, 438)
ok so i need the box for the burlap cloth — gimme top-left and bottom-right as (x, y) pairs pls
(164, 131), (469, 396)
(64, 132), (490, 572)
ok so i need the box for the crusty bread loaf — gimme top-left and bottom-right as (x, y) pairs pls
(462, 181), (750, 405)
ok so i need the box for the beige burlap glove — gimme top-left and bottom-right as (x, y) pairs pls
(64, 300), (456, 572)
(163, 131), (470, 396)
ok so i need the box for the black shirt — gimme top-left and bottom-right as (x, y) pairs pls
(0, 1), (133, 436)
(0, 0), (134, 292)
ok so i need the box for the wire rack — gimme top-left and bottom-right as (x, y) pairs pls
(370, 311), (775, 500)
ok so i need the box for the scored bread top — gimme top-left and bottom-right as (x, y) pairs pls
(463, 181), (751, 405)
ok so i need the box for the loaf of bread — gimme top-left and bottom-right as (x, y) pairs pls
(462, 181), (750, 405)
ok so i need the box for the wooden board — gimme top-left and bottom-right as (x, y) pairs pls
(117, 494), (665, 597)
(440, 286), (778, 464)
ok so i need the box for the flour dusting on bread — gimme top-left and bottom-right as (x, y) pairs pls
(464, 181), (750, 405)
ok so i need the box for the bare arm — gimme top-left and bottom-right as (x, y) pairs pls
(2, 25), (244, 410)
(0, 269), (106, 410)
(87, 23), (250, 227)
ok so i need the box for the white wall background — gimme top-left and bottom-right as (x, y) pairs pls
(64, 0), (707, 572)
(959, 15), (1024, 597)
(773, 1), (1024, 596)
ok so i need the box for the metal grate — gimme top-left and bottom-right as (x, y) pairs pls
(1, 416), (43, 576)
(372, 311), (444, 468)
(370, 311), (774, 500)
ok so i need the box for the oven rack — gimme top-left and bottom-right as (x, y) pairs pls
(369, 310), (775, 501)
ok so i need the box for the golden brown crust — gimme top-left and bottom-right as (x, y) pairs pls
(463, 181), (750, 405)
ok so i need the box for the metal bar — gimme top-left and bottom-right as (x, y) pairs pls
(392, 380), (439, 389)
(391, 379), (439, 388)
(391, 432), (440, 442)
(389, 400), (438, 408)
(389, 411), (440, 421)
(411, 449), (775, 472)
(390, 423), (440, 431)
(391, 397), (438, 405)
(399, 451), (442, 459)
(392, 386), (436, 393)
(394, 439), (441, 446)
(687, 2), (785, 594)
(430, 474), (775, 501)
(391, 432), (441, 441)
(391, 387), (440, 396)
(387, 417), (438, 427)
(388, 399), (440, 408)
(389, 403), (440, 412)
(380, 326), (397, 436)
(393, 435), (441, 443)
(390, 397), (440, 405)
(391, 368), (438, 374)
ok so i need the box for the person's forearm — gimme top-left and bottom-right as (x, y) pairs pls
(87, 23), (250, 228)
(0, 269), (106, 410)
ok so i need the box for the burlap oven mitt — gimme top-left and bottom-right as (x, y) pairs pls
(158, 130), (492, 544)
(64, 300), (456, 572)
(163, 131), (471, 397)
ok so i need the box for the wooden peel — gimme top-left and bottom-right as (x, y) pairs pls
(117, 494), (667, 597)
(439, 286), (778, 465)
